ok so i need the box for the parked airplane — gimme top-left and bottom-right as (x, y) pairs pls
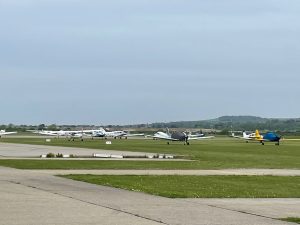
(98, 128), (144, 139)
(67, 132), (84, 141)
(29, 129), (102, 138)
(29, 130), (62, 136)
(232, 130), (281, 145)
(231, 131), (263, 141)
(88, 130), (106, 139)
(0, 130), (17, 138)
(149, 128), (214, 145)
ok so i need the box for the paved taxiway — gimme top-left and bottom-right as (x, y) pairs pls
(0, 142), (156, 158)
(0, 166), (298, 225)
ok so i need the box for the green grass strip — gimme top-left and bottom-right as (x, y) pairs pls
(1, 137), (300, 169)
(60, 175), (300, 198)
(0, 159), (201, 170)
(280, 218), (300, 224)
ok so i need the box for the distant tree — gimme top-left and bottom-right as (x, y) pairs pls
(219, 129), (230, 135)
(47, 124), (58, 131)
(6, 124), (15, 131)
(37, 124), (46, 130)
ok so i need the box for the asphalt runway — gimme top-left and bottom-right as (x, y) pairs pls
(0, 166), (297, 225)
(0, 142), (156, 158)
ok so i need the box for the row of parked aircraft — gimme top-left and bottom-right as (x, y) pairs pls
(29, 128), (145, 141)
(28, 128), (214, 144)
(0, 128), (282, 145)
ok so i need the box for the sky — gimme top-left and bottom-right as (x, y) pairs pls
(0, 0), (300, 125)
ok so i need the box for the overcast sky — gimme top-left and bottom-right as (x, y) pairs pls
(0, 0), (299, 125)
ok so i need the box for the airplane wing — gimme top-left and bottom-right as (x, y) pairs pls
(155, 136), (179, 141)
(0, 132), (17, 135)
(188, 134), (205, 138)
(237, 136), (252, 140)
(124, 133), (145, 137)
(188, 136), (214, 140)
(230, 135), (253, 140)
(239, 137), (264, 141)
(146, 135), (178, 141)
(41, 132), (59, 136)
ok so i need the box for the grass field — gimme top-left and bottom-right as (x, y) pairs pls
(0, 137), (300, 169)
(60, 175), (300, 198)
(281, 218), (300, 224)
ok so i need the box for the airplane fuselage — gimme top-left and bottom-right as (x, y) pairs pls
(171, 132), (187, 142)
(263, 132), (281, 142)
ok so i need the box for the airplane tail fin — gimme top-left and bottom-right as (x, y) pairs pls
(242, 131), (247, 138)
(166, 128), (171, 136)
(99, 127), (106, 133)
(255, 130), (261, 139)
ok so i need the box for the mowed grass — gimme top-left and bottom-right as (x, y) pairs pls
(61, 175), (300, 198)
(0, 159), (203, 170)
(281, 218), (300, 224)
(0, 137), (300, 169)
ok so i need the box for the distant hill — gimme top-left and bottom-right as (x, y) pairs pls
(215, 116), (267, 123)
(144, 116), (300, 132)
(2, 116), (300, 133)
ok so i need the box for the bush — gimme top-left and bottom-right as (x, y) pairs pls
(46, 153), (55, 158)
(56, 153), (63, 158)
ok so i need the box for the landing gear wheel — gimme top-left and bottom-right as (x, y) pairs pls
(167, 142), (170, 145)
(187, 142), (190, 145)
(261, 142), (265, 145)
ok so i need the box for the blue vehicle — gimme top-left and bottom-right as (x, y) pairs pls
(262, 132), (281, 145)
(251, 130), (281, 145)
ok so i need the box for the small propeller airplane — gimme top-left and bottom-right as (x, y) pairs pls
(232, 130), (281, 145)
(148, 128), (214, 145)
(96, 128), (144, 139)
(0, 130), (17, 138)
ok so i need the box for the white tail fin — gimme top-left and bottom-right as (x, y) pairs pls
(99, 127), (106, 133)
(166, 128), (170, 136)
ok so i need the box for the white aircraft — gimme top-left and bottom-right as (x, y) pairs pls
(148, 128), (214, 145)
(66, 132), (85, 141)
(29, 130), (73, 136)
(98, 128), (144, 139)
(0, 130), (17, 138)
(28, 128), (143, 140)
(29, 129), (99, 137)
(39, 129), (103, 141)
(231, 130), (263, 142)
